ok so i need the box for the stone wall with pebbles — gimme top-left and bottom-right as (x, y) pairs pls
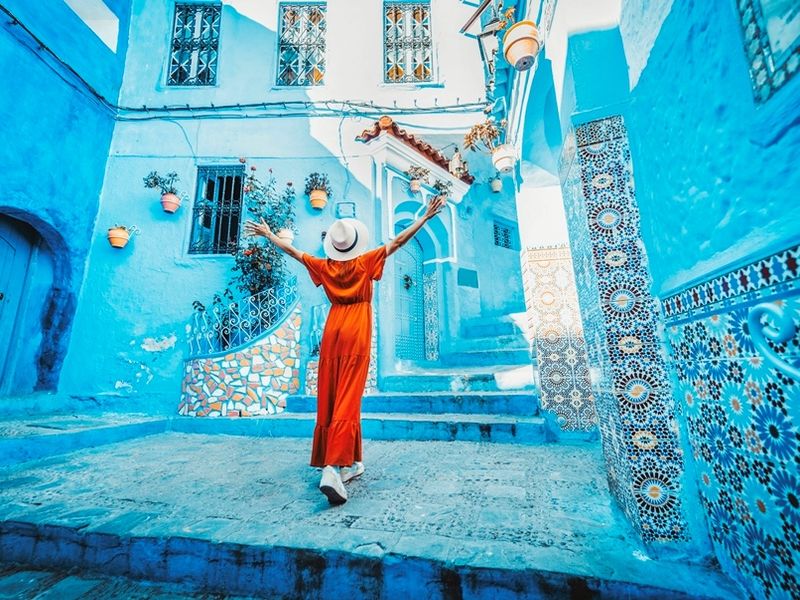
(179, 306), (302, 417)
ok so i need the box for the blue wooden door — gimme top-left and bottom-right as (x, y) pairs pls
(0, 216), (33, 381)
(395, 239), (425, 361)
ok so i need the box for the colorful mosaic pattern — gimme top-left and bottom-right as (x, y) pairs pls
(560, 115), (691, 543)
(735, 0), (800, 103)
(179, 306), (301, 417)
(664, 248), (800, 599)
(423, 271), (440, 362)
(662, 244), (800, 320)
(522, 246), (596, 431)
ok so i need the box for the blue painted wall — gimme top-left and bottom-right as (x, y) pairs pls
(0, 1), (131, 394)
(623, 0), (800, 295)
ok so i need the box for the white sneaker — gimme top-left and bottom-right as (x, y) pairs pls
(319, 466), (347, 505)
(341, 462), (365, 484)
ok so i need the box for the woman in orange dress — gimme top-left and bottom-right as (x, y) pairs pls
(245, 195), (444, 505)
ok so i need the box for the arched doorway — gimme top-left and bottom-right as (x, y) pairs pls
(0, 213), (57, 395)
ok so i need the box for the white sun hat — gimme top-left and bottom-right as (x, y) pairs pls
(323, 218), (370, 261)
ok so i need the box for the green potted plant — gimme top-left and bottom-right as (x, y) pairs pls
(143, 171), (182, 213)
(107, 224), (139, 249)
(464, 119), (515, 174)
(431, 179), (453, 201)
(405, 165), (430, 192)
(275, 183), (298, 243)
(305, 172), (333, 210)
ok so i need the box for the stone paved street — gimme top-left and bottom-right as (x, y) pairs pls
(0, 433), (738, 598)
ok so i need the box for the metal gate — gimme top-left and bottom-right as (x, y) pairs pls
(395, 239), (425, 360)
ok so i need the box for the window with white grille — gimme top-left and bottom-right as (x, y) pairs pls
(384, 2), (433, 83)
(188, 166), (244, 254)
(168, 3), (221, 86)
(277, 3), (327, 86)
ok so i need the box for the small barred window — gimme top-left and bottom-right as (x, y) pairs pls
(167, 3), (221, 86)
(493, 220), (517, 250)
(188, 166), (245, 255)
(277, 3), (327, 86)
(384, 2), (433, 83)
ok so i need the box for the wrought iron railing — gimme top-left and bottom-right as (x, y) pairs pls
(187, 277), (298, 357)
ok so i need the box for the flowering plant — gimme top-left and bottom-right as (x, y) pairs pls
(143, 171), (180, 195)
(405, 165), (430, 182)
(432, 179), (453, 198)
(304, 172), (333, 196)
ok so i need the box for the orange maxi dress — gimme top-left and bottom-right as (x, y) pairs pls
(301, 246), (387, 467)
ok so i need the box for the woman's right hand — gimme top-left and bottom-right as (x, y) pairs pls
(244, 218), (272, 239)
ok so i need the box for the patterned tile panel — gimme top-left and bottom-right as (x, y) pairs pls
(179, 306), (302, 417)
(522, 246), (596, 431)
(663, 248), (800, 599)
(735, 0), (800, 103)
(662, 244), (800, 321)
(561, 115), (692, 544)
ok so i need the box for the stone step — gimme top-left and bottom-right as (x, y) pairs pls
(171, 413), (551, 444)
(438, 347), (532, 367)
(450, 333), (530, 352)
(381, 371), (507, 392)
(460, 319), (519, 339)
(288, 392), (538, 416)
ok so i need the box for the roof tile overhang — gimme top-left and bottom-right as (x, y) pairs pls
(355, 116), (475, 184)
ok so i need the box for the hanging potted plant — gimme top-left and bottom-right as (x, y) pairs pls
(502, 16), (541, 72)
(143, 171), (182, 213)
(107, 224), (139, 249)
(275, 183), (298, 243)
(490, 172), (503, 193)
(432, 179), (453, 201)
(405, 165), (430, 193)
(305, 172), (333, 210)
(464, 119), (516, 174)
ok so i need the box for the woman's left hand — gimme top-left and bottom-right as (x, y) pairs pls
(244, 218), (272, 239)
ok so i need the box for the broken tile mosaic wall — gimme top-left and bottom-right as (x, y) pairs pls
(560, 115), (691, 544)
(663, 244), (800, 599)
(179, 306), (302, 417)
(522, 245), (595, 431)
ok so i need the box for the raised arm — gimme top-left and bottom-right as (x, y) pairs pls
(386, 195), (445, 257)
(243, 218), (304, 263)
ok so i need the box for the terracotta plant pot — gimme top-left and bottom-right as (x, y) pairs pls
(492, 144), (516, 173)
(107, 227), (131, 249)
(409, 179), (421, 192)
(277, 228), (295, 243)
(490, 177), (503, 193)
(309, 188), (328, 210)
(160, 192), (181, 213)
(503, 20), (541, 71)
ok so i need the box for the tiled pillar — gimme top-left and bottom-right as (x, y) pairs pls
(522, 245), (596, 431)
(560, 116), (696, 551)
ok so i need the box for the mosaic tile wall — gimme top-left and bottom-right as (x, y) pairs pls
(663, 244), (800, 599)
(179, 306), (301, 417)
(560, 115), (692, 544)
(522, 245), (596, 430)
(735, 0), (800, 103)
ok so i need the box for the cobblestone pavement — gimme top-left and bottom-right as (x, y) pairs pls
(0, 433), (736, 597)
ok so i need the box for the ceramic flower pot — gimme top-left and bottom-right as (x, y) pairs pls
(309, 189), (328, 210)
(492, 144), (516, 174)
(503, 20), (540, 71)
(160, 192), (181, 213)
(277, 228), (295, 243)
(490, 177), (503, 193)
(409, 179), (421, 192)
(107, 227), (131, 249)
